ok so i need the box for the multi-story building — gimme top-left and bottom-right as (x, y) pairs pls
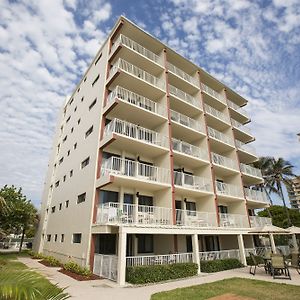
(34, 16), (271, 285)
(288, 177), (300, 211)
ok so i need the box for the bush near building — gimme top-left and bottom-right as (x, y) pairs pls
(200, 258), (243, 273)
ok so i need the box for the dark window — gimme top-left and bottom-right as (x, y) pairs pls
(71, 127), (74, 133)
(186, 201), (196, 216)
(55, 181), (59, 187)
(66, 116), (71, 123)
(84, 77), (87, 82)
(74, 143), (77, 150)
(57, 143), (60, 153)
(72, 233), (82, 244)
(186, 236), (192, 252)
(59, 203), (62, 210)
(46, 208), (49, 214)
(138, 195), (153, 206)
(81, 157), (90, 169)
(63, 135), (67, 142)
(47, 234), (51, 242)
(77, 87), (80, 92)
(63, 175), (66, 182)
(218, 205), (228, 214)
(137, 235), (153, 253)
(92, 74), (100, 87)
(59, 157), (64, 165)
(81, 96), (84, 102)
(89, 99), (97, 110)
(95, 234), (116, 254)
(77, 192), (86, 204)
(70, 98), (74, 105)
(54, 234), (58, 242)
(61, 234), (64, 243)
(99, 191), (118, 204)
(77, 119), (81, 125)
(94, 53), (102, 65)
(70, 169), (73, 177)
(85, 126), (93, 138)
(74, 106), (77, 112)
(65, 200), (69, 208)
(51, 206), (56, 213)
(67, 150), (70, 156)
(124, 194), (134, 204)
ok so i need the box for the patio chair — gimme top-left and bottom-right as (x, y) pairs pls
(249, 252), (267, 275)
(290, 253), (300, 274)
(270, 254), (291, 280)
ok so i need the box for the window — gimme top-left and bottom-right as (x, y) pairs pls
(63, 135), (67, 142)
(74, 106), (77, 112)
(186, 236), (192, 252)
(55, 181), (59, 187)
(99, 191), (118, 204)
(138, 195), (153, 206)
(63, 175), (66, 182)
(77, 87), (80, 93)
(124, 194), (134, 204)
(72, 233), (82, 244)
(218, 205), (228, 214)
(61, 234), (65, 243)
(70, 98), (74, 105)
(85, 126), (93, 138)
(137, 235), (153, 253)
(59, 157), (64, 165)
(71, 127), (74, 133)
(186, 201), (196, 216)
(81, 157), (90, 169)
(94, 53), (102, 65)
(66, 116), (71, 123)
(65, 200), (69, 208)
(47, 234), (51, 242)
(89, 99), (97, 110)
(77, 192), (86, 204)
(74, 143), (77, 150)
(51, 206), (56, 213)
(59, 203), (62, 210)
(81, 96), (84, 102)
(57, 143), (60, 154)
(84, 77), (87, 82)
(70, 169), (73, 177)
(67, 150), (70, 156)
(46, 208), (49, 214)
(96, 234), (116, 254)
(92, 74), (100, 87)
(77, 118), (81, 125)
(54, 234), (58, 242)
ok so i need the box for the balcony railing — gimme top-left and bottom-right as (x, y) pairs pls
(172, 138), (208, 161)
(231, 119), (252, 135)
(126, 252), (193, 267)
(215, 181), (243, 198)
(204, 104), (230, 123)
(106, 86), (166, 117)
(235, 140), (257, 155)
(199, 249), (240, 261)
(170, 110), (203, 133)
(168, 84), (200, 108)
(101, 156), (171, 184)
(176, 209), (217, 227)
(211, 152), (238, 170)
(108, 58), (165, 90)
(207, 127), (234, 146)
(103, 118), (168, 148)
(167, 62), (199, 87)
(200, 83), (226, 104)
(240, 163), (262, 178)
(97, 202), (173, 226)
(219, 213), (248, 228)
(174, 171), (212, 192)
(227, 99), (248, 117)
(249, 216), (272, 227)
(111, 34), (163, 65)
(244, 188), (269, 203)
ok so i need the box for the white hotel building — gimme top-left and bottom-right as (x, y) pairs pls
(34, 16), (271, 285)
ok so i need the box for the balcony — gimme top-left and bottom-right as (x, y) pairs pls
(100, 119), (169, 158)
(240, 163), (263, 182)
(211, 152), (239, 175)
(104, 86), (167, 127)
(200, 83), (226, 106)
(249, 216), (272, 228)
(204, 104), (230, 124)
(235, 139), (258, 163)
(215, 181), (244, 200)
(227, 99), (249, 123)
(231, 118), (253, 142)
(174, 171), (213, 196)
(99, 156), (171, 190)
(207, 127), (234, 151)
(219, 213), (249, 228)
(176, 209), (217, 227)
(107, 58), (165, 98)
(244, 188), (269, 205)
(172, 138), (209, 167)
(96, 202), (173, 227)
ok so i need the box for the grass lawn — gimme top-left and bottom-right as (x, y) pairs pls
(151, 277), (300, 300)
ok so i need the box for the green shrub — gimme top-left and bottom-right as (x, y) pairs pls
(63, 261), (92, 277)
(126, 263), (198, 284)
(30, 252), (45, 259)
(43, 256), (61, 267)
(246, 255), (264, 266)
(200, 258), (243, 273)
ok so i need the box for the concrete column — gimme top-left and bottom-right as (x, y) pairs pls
(192, 234), (201, 274)
(117, 229), (127, 286)
(291, 234), (298, 252)
(119, 186), (124, 205)
(269, 234), (276, 253)
(237, 234), (247, 266)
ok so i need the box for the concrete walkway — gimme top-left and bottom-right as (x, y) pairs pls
(19, 258), (300, 300)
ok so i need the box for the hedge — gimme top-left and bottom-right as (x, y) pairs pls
(200, 258), (243, 273)
(126, 262), (198, 284)
(63, 261), (92, 277)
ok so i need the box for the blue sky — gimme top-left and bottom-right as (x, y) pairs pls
(0, 0), (299, 208)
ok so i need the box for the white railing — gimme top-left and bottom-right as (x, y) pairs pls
(200, 83), (226, 104)
(231, 119), (252, 135)
(227, 99), (248, 117)
(208, 127), (234, 146)
(240, 163), (262, 178)
(204, 104), (230, 123)
(104, 118), (168, 148)
(249, 216), (272, 227)
(199, 249), (240, 261)
(172, 138), (208, 161)
(170, 110), (203, 133)
(111, 34), (163, 65)
(97, 202), (173, 226)
(245, 247), (272, 257)
(235, 140), (257, 155)
(93, 254), (118, 281)
(168, 84), (200, 108)
(219, 213), (249, 228)
(108, 58), (165, 90)
(176, 209), (217, 227)
(101, 156), (171, 184)
(107, 86), (166, 117)
(174, 171), (212, 192)
(215, 181), (243, 198)
(126, 252), (194, 267)
(244, 188), (269, 203)
(211, 152), (238, 170)
(167, 62), (199, 87)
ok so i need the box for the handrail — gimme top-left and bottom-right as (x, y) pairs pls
(175, 209), (217, 227)
(170, 109), (203, 132)
(207, 127), (234, 146)
(168, 84), (200, 108)
(219, 213), (249, 228)
(211, 152), (238, 170)
(244, 188), (269, 203)
(231, 118), (252, 135)
(172, 138), (208, 161)
(227, 99), (248, 117)
(215, 181), (243, 198)
(235, 140), (257, 155)
(200, 83), (226, 104)
(167, 62), (199, 87)
(204, 103), (230, 123)
(240, 163), (262, 178)
(174, 171), (212, 192)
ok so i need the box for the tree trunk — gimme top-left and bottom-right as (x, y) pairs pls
(277, 181), (292, 226)
(19, 227), (25, 253)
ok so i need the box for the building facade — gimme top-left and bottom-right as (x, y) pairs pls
(288, 177), (300, 211)
(34, 16), (271, 285)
